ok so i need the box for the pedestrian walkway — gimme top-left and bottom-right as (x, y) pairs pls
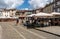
(0, 26), (2, 39)
(0, 22), (24, 39)
(0, 22), (46, 39)
(37, 26), (60, 35)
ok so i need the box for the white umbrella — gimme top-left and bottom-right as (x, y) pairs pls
(51, 12), (60, 15)
(27, 14), (36, 17)
(35, 12), (53, 16)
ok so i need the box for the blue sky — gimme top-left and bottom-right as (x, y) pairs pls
(0, 0), (53, 10)
(16, 0), (32, 10)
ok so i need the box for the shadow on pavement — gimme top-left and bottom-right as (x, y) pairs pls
(34, 28), (60, 37)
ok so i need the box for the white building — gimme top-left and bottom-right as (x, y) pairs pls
(0, 9), (17, 18)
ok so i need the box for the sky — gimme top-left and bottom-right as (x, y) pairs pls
(0, 0), (53, 10)
(16, 0), (32, 10)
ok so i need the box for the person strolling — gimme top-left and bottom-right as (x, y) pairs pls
(16, 18), (19, 26)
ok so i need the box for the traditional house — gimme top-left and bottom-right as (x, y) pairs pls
(0, 9), (17, 18)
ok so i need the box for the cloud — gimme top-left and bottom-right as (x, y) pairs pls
(0, 0), (24, 9)
(29, 0), (53, 9)
(0, 0), (8, 8)
(24, 8), (29, 10)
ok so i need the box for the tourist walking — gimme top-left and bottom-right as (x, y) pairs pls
(16, 18), (19, 26)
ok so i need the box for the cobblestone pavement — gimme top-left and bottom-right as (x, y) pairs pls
(37, 26), (60, 35)
(0, 22), (60, 39)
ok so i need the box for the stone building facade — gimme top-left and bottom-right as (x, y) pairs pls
(35, 0), (60, 13)
(53, 0), (60, 12)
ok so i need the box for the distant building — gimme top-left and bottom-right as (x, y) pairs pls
(7, 9), (17, 17)
(35, 9), (42, 13)
(34, 4), (53, 13)
(35, 0), (60, 13)
(41, 3), (53, 13)
(16, 10), (35, 18)
(0, 9), (17, 18)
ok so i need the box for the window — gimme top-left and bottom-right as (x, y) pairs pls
(0, 12), (3, 17)
(26, 12), (32, 15)
(57, 8), (60, 12)
(54, 4), (56, 7)
(57, 1), (60, 5)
